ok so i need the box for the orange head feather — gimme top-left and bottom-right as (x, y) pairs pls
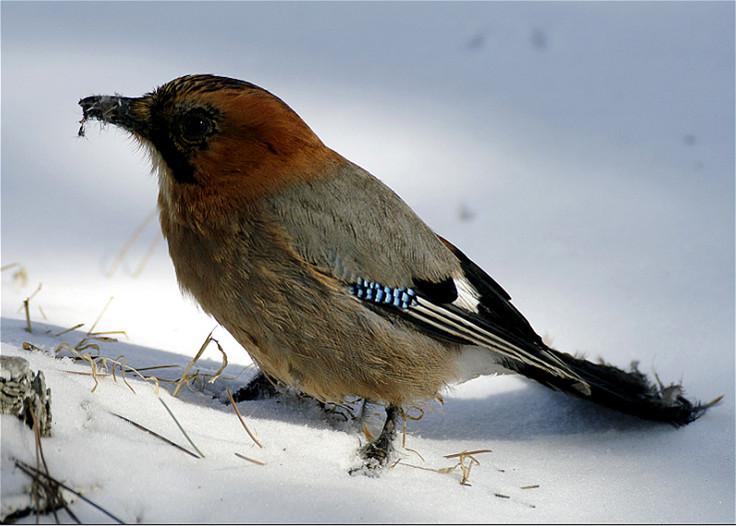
(80, 74), (342, 229)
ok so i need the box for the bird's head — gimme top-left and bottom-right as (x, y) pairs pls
(79, 74), (339, 226)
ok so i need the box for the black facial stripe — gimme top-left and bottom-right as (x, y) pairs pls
(151, 125), (197, 184)
(145, 102), (221, 185)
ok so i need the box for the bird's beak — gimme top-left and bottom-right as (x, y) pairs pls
(78, 95), (150, 139)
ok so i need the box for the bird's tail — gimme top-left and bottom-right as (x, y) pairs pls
(511, 347), (720, 426)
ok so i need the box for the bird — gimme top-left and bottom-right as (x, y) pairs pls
(78, 74), (718, 474)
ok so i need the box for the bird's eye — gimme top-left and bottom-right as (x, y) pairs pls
(178, 109), (214, 143)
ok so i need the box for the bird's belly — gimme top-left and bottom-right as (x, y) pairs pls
(452, 345), (513, 384)
(166, 223), (462, 405)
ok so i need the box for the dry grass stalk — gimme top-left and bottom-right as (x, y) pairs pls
(14, 460), (77, 523)
(173, 329), (215, 398)
(396, 462), (438, 473)
(53, 341), (162, 394)
(16, 283), (42, 312)
(87, 296), (114, 336)
(18, 283), (43, 334)
(15, 460), (125, 523)
(113, 412), (199, 459)
(107, 209), (157, 278)
(444, 449), (493, 459)
(402, 406), (425, 421)
(399, 448), (492, 486)
(234, 452), (266, 466)
(1, 262), (28, 286)
(55, 323), (85, 337)
(404, 446), (425, 463)
(111, 354), (135, 393)
(23, 299), (32, 333)
(178, 370), (233, 404)
(444, 449), (492, 486)
(22, 298), (168, 395)
(207, 337), (228, 384)
(28, 283), (43, 298)
(89, 330), (129, 340)
(135, 364), (180, 373)
(398, 405), (427, 447)
(158, 397), (205, 458)
(225, 387), (263, 448)
(62, 370), (109, 379)
(398, 399), (446, 446)
(62, 364), (176, 387)
(55, 343), (99, 392)
(455, 451), (481, 486)
(133, 231), (162, 277)
(169, 330), (229, 398)
(30, 407), (72, 522)
(316, 399), (359, 424)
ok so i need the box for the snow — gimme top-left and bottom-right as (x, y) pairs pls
(1, 1), (734, 523)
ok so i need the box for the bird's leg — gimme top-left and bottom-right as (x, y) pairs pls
(230, 370), (280, 402)
(350, 404), (401, 475)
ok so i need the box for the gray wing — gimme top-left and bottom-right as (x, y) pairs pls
(267, 160), (589, 393)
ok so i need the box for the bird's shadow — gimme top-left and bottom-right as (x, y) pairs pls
(3, 316), (662, 442)
(408, 385), (657, 441)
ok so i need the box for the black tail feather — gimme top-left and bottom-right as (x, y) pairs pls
(510, 348), (720, 427)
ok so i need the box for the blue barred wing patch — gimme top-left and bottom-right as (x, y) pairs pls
(349, 278), (418, 309)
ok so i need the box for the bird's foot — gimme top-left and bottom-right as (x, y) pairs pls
(349, 404), (400, 476)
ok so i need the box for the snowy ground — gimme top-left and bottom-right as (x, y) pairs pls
(2, 2), (734, 523)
